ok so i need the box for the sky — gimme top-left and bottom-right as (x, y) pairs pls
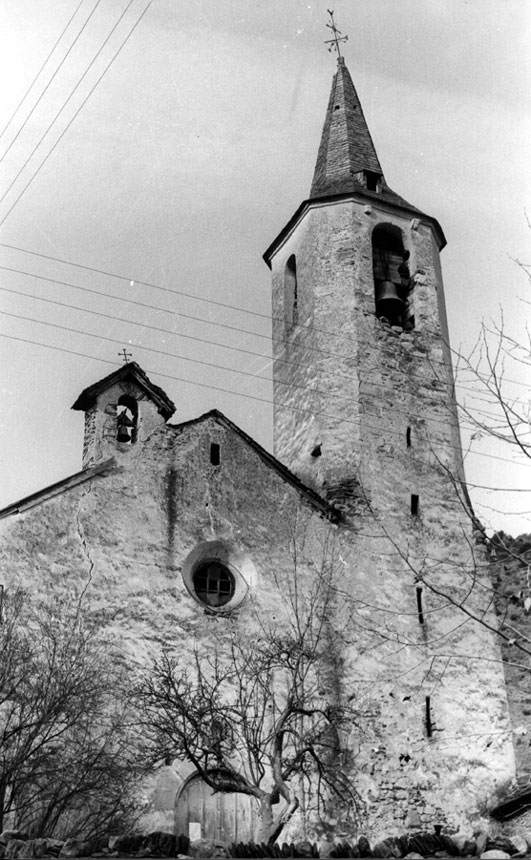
(0, 0), (530, 535)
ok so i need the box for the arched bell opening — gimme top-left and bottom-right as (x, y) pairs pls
(372, 224), (413, 330)
(116, 394), (138, 445)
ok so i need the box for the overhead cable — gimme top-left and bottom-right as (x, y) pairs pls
(0, 0), (87, 145)
(0, 0), (153, 227)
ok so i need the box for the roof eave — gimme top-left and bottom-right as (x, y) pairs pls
(71, 362), (175, 420)
(0, 459), (116, 520)
(263, 190), (446, 269)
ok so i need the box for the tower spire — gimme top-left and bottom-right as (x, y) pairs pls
(310, 54), (383, 199)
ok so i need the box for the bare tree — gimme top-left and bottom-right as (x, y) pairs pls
(137, 527), (360, 844)
(456, 315), (531, 465)
(0, 589), (144, 838)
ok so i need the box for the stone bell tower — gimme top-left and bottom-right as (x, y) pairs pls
(263, 56), (465, 518)
(263, 53), (516, 834)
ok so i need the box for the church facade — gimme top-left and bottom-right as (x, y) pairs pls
(0, 57), (519, 844)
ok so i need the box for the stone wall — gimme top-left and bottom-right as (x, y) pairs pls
(268, 194), (516, 839)
(0, 410), (339, 838)
(491, 534), (531, 779)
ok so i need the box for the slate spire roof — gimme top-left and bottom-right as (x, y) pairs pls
(304, 56), (443, 237)
(310, 57), (383, 198)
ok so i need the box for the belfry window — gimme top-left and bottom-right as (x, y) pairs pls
(372, 225), (414, 330)
(284, 254), (298, 329)
(116, 395), (138, 444)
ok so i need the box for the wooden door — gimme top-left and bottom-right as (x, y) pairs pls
(175, 774), (258, 843)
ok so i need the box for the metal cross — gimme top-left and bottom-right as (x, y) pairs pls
(119, 348), (132, 364)
(325, 9), (348, 56)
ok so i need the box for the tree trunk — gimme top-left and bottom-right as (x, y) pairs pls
(256, 794), (300, 845)
(0, 776), (6, 833)
(257, 796), (274, 844)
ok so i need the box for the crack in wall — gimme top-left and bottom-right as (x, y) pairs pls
(75, 483), (95, 612)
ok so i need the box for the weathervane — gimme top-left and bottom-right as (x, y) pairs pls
(119, 348), (132, 364)
(325, 9), (348, 57)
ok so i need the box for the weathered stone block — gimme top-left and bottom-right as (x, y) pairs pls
(4, 843), (29, 860)
(480, 852), (511, 860)
(59, 839), (91, 858)
(188, 839), (229, 858)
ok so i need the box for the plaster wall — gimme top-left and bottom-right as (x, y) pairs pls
(0, 384), (517, 842)
(0, 413), (337, 837)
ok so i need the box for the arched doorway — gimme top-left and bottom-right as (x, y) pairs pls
(175, 772), (259, 843)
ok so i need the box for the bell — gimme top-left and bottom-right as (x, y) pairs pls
(375, 279), (404, 318)
(116, 411), (134, 443)
(117, 424), (132, 443)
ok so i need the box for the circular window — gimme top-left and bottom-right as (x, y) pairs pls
(192, 560), (235, 608)
(181, 541), (256, 614)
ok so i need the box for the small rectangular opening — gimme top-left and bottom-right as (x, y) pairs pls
(210, 443), (220, 466)
(425, 696), (432, 738)
(0, 584), (3, 623)
(365, 171), (380, 192)
(416, 586), (424, 625)
(411, 494), (419, 516)
(406, 427), (411, 448)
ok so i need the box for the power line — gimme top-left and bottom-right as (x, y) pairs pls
(2, 327), (530, 476)
(0, 0), (153, 227)
(0, 306), (449, 427)
(0, 308), (353, 406)
(0, 241), (528, 393)
(0, 0), (105, 168)
(0, 331), (358, 426)
(5, 302), (516, 441)
(1, 266), (529, 418)
(1, 0), (137, 203)
(0, 240), (272, 324)
(0, 286), (514, 434)
(0, 282), (276, 363)
(0, 265), (272, 343)
(0, 0), (87, 144)
(1, 280), (529, 439)
(2, 263), (529, 411)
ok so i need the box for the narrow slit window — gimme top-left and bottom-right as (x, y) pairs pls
(210, 443), (220, 466)
(0, 584), (4, 623)
(411, 494), (419, 516)
(284, 255), (298, 329)
(416, 586), (424, 625)
(425, 696), (432, 738)
(406, 427), (411, 448)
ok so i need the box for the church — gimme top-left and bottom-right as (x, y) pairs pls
(0, 48), (522, 846)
